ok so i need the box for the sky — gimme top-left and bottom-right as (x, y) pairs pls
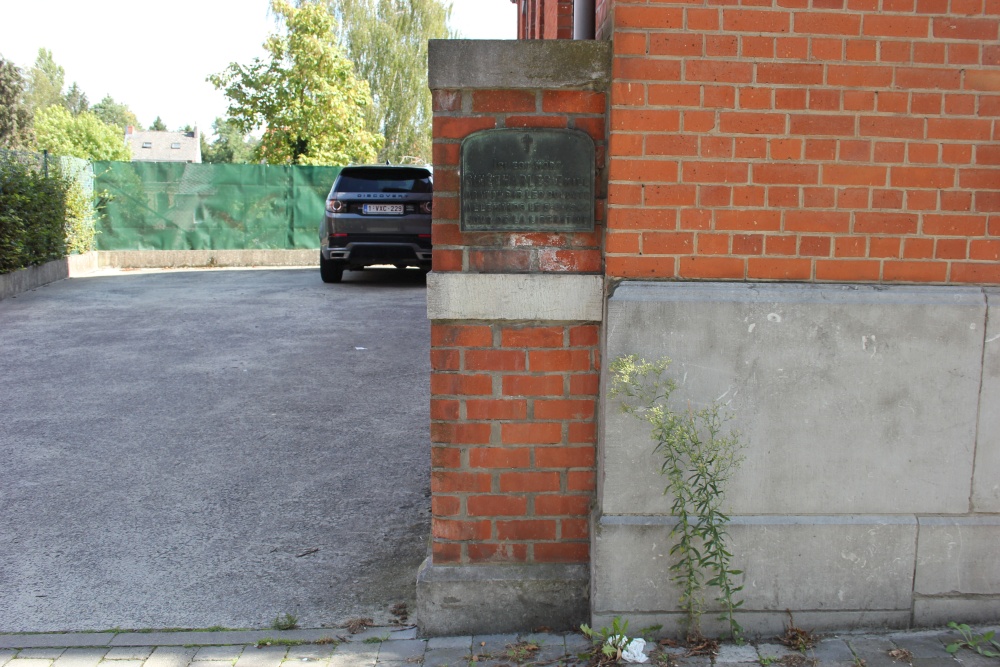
(0, 0), (517, 138)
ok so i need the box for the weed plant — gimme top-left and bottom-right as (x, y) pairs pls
(609, 355), (745, 642)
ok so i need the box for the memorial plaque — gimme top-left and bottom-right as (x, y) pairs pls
(460, 129), (595, 232)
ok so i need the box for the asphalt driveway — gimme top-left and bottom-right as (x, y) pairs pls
(0, 267), (431, 632)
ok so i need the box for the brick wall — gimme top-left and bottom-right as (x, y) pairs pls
(430, 322), (599, 564)
(428, 49), (609, 566)
(514, 0), (576, 39)
(606, 0), (1000, 283)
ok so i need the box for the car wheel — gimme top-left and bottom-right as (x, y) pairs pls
(320, 255), (344, 283)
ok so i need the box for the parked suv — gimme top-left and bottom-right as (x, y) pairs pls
(319, 164), (433, 283)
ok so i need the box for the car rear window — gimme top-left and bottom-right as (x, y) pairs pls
(334, 168), (432, 194)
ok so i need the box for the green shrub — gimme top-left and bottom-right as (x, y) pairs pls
(0, 151), (94, 274)
(64, 176), (96, 255)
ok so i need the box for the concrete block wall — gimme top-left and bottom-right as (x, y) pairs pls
(604, 0), (1000, 283)
(595, 282), (1000, 634)
(418, 40), (612, 636)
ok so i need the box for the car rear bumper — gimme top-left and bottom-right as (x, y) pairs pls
(321, 242), (432, 267)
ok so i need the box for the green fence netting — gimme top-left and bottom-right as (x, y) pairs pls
(93, 162), (341, 251)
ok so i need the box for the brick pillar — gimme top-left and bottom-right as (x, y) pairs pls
(417, 39), (611, 636)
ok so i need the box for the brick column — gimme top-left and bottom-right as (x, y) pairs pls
(417, 39), (611, 636)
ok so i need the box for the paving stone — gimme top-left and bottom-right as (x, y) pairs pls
(103, 648), (153, 661)
(808, 639), (855, 663)
(421, 648), (470, 667)
(233, 646), (288, 667)
(97, 659), (143, 667)
(889, 634), (953, 660)
(536, 642), (574, 663)
(328, 644), (377, 667)
(470, 635), (518, 659)
(16, 651), (65, 660)
(425, 639), (470, 651)
(284, 645), (338, 661)
(716, 644), (760, 664)
(187, 661), (233, 667)
(374, 640), (426, 663)
(909, 659), (959, 667)
(145, 647), (199, 667)
(848, 637), (899, 667)
(563, 634), (592, 656)
(194, 648), (244, 663)
(7, 659), (58, 667)
(950, 650), (1000, 667)
(0, 651), (15, 666)
(386, 630), (417, 642)
(519, 633), (563, 647)
(672, 654), (712, 667)
(758, 644), (800, 660)
(51, 649), (108, 667)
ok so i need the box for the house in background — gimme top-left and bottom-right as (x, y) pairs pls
(126, 126), (201, 163)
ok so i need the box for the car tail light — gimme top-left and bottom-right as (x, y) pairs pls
(326, 199), (345, 213)
(418, 234), (431, 239)
(420, 201), (432, 214)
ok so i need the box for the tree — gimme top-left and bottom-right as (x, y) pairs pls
(23, 48), (65, 116)
(210, 0), (382, 165)
(63, 82), (89, 115)
(149, 116), (167, 131)
(0, 55), (33, 148)
(92, 95), (139, 131)
(325, 0), (453, 163)
(202, 117), (259, 164)
(34, 105), (131, 161)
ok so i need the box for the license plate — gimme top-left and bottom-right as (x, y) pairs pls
(363, 204), (404, 215)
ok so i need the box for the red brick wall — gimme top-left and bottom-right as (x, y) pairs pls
(606, 0), (1000, 284)
(431, 88), (606, 273)
(514, 0), (576, 39)
(429, 82), (607, 565)
(430, 323), (598, 564)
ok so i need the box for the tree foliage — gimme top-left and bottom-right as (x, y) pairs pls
(0, 55), (33, 149)
(325, 0), (453, 163)
(202, 117), (259, 164)
(92, 95), (139, 131)
(63, 82), (89, 115)
(149, 116), (167, 131)
(34, 105), (131, 161)
(210, 0), (382, 165)
(23, 48), (65, 116)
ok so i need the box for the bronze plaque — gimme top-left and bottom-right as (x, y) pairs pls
(460, 129), (595, 232)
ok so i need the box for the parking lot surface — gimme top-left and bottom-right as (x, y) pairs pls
(0, 267), (431, 632)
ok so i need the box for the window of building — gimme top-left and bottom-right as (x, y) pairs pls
(142, 142), (152, 149)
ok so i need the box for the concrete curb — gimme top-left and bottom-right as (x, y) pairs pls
(0, 250), (318, 302)
(0, 627), (416, 649)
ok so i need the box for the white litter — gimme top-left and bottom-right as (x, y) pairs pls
(622, 638), (648, 664)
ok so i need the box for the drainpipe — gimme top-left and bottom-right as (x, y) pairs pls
(574, 0), (595, 39)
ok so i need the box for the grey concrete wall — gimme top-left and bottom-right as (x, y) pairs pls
(0, 252), (100, 300)
(595, 282), (1000, 636)
(0, 259), (69, 301)
(97, 249), (318, 269)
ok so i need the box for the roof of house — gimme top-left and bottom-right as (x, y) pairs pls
(127, 129), (201, 163)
